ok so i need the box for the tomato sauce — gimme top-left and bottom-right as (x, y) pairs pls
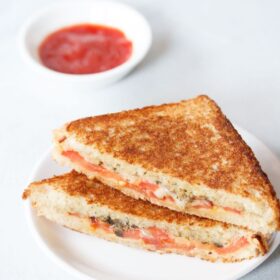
(39, 24), (132, 74)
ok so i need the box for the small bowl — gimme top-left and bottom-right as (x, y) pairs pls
(19, 1), (152, 90)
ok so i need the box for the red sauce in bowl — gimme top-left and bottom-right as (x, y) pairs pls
(39, 24), (133, 74)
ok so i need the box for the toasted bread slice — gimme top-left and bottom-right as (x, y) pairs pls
(23, 171), (267, 262)
(53, 95), (280, 234)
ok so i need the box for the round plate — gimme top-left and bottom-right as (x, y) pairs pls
(25, 126), (280, 280)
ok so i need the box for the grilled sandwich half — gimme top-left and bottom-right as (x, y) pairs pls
(53, 95), (280, 235)
(23, 171), (267, 262)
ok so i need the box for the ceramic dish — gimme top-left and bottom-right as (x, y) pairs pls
(19, 1), (152, 89)
(24, 126), (280, 280)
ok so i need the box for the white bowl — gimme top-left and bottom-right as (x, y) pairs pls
(19, 0), (152, 90)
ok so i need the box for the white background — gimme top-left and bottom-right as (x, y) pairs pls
(0, 0), (280, 279)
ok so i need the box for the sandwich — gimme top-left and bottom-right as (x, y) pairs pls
(23, 171), (267, 262)
(52, 95), (280, 235)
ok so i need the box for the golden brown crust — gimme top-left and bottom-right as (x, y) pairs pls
(62, 95), (280, 228)
(253, 234), (268, 254)
(25, 171), (256, 232)
(22, 189), (30, 200)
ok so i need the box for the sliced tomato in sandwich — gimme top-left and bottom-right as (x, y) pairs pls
(62, 150), (124, 181)
(191, 199), (213, 209)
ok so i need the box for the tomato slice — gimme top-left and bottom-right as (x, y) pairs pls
(62, 150), (176, 203)
(138, 181), (175, 203)
(62, 150), (124, 181)
(222, 206), (242, 215)
(137, 181), (158, 199)
(140, 227), (173, 249)
(90, 217), (249, 255)
(191, 199), (213, 209)
(215, 237), (249, 254)
(91, 217), (113, 233)
(138, 181), (159, 192)
(122, 228), (142, 239)
(147, 227), (171, 241)
(190, 199), (242, 215)
(62, 151), (241, 215)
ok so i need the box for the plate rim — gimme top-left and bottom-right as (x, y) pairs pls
(23, 125), (280, 280)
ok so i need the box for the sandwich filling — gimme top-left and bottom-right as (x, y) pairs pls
(87, 215), (249, 255)
(62, 150), (243, 215)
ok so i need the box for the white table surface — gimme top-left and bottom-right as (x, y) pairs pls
(1, 0), (280, 279)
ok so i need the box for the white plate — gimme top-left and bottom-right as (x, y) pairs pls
(25, 126), (280, 280)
